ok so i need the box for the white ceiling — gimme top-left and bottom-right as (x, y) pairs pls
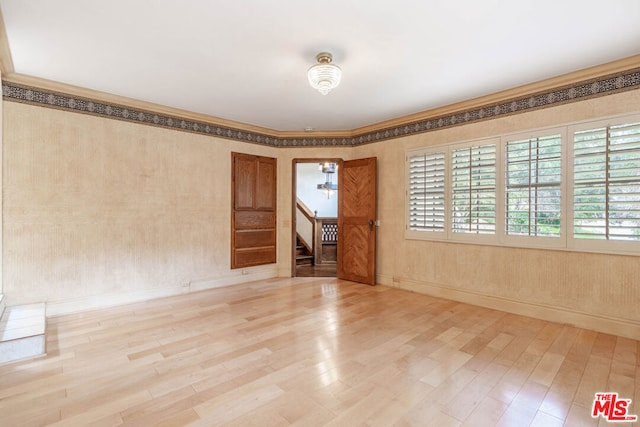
(1, 0), (639, 132)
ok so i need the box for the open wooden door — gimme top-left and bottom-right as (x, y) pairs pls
(337, 157), (377, 285)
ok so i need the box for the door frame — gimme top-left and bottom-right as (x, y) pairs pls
(291, 158), (342, 277)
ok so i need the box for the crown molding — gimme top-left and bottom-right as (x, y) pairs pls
(2, 56), (640, 147)
(4, 73), (279, 136)
(0, 8), (14, 75)
(2, 72), (357, 141)
(352, 54), (640, 135)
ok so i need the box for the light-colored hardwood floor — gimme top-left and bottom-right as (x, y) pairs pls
(0, 278), (638, 426)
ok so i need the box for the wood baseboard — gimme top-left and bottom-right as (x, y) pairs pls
(376, 274), (640, 340)
(46, 267), (278, 316)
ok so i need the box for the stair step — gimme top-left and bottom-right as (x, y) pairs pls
(296, 255), (314, 267)
(0, 303), (46, 365)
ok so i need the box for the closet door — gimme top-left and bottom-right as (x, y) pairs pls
(231, 152), (277, 269)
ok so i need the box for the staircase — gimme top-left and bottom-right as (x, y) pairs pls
(295, 235), (314, 267)
(0, 294), (46, 364)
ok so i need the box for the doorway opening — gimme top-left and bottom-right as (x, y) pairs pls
(291, 158), (341, 278)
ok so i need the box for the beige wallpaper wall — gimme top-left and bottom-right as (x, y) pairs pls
(2, 102), (281, 313)
(352, 89), (640, 338)
(3, 88), (639, 338)
(2, 101), (353, 314)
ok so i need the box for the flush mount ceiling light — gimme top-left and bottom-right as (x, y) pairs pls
(307, 52), (342, 95)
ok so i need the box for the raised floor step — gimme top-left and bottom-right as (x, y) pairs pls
(0, 303), (46, 364)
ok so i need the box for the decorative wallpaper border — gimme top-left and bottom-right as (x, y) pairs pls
(352, 68), (640, 146)
(1, 83), (281, 147)
(3, 67), (640, 147)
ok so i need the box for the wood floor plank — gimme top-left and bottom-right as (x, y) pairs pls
(0, 277), (637, 426)
(461, 396), (508, 426)
(443, 361), (509, 421)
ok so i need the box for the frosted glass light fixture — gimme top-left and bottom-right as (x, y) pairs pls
(308, 52), (342, 95)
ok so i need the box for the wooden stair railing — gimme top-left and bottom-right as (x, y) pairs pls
(295, 198), (316, 266)
(314, 217), (338, 265)
(296, 198), (338, 267)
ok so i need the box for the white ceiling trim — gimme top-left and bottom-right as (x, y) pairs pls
(4, 64), (640, 147)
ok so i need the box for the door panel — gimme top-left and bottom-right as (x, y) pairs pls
(234, 156), (257, 209)
(234, 230), (276, 248)
(338, 157), (377, 285)
(233, 247), (275, 267)
(256, 159), (276, 209)
(340, 224), (370, 278)
(234, 211), (275, 229)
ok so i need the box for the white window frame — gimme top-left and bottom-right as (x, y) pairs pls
(405, 147), (448, 241)
(406, 138), (500, 243)
(500, 128), (567, 250)
(405, 112), (640, 256)
(448, 138), (500, 245)
(567, 113), (640, 254)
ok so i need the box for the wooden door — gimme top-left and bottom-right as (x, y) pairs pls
(337, 157), (377, 285)
(231, 152), (277, 269)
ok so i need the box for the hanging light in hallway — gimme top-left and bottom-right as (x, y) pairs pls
(317, 162), (338, 198)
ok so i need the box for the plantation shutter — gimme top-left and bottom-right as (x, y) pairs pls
(573, 121), (640, 240)
(408, 151), (445, 232)
(451, 143), (496, 234)
(505, 134), (562, 237)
